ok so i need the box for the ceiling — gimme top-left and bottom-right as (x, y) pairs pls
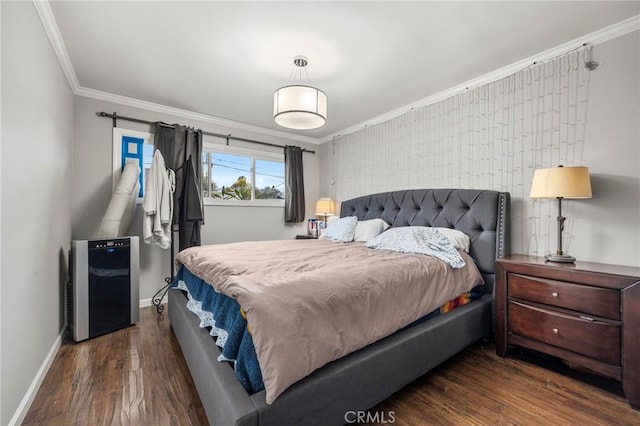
(48, 1), (639, 143)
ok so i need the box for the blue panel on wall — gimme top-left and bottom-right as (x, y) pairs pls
(121, 136), (144, 197)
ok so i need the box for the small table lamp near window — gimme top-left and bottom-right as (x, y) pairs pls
(530, 165), (592, 263)
(315, 198), (336, 226)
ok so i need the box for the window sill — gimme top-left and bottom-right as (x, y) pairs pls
(137, 199), (284, 208)
(203, 199), (285, 208)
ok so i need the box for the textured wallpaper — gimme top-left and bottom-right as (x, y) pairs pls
(332, 47), (593, 257)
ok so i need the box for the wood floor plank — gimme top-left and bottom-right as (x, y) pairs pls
(23, 306), (640, 425)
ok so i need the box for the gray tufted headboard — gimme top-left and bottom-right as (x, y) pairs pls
(340, 189), (510, 292)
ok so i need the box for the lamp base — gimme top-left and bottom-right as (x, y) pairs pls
(545, 253), (576, 263)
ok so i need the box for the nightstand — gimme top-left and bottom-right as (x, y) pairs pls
(295, 235), (318, 239)
(495, 255), (640, 409)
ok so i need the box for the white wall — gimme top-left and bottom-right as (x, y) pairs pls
(579, 31), (640, 266)
(72, 96), (320, 302)
(319, 30), (640, 268)
(1, 3), (74, 424)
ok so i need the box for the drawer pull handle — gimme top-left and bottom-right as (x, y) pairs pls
(552, 328), (559, 334)
(552, 292), (559, 297)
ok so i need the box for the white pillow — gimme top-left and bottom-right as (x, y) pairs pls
(365, 226), (465, 268)
(434, 227), (471, 253)
(321, 216), (358, 243)
(354, 219), (390, 242)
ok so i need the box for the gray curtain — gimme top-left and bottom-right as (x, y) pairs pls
(154, 123), (204, 250)
(284, 145), (305, 223)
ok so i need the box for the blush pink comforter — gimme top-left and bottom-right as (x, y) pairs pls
(175, 238), (483, 404)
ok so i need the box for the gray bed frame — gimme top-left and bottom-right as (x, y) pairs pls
(168, 188), (511, 425)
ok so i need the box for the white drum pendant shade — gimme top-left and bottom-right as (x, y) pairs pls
(273, 85), (327, 130)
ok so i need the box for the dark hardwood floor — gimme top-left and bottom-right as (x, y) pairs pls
(24, 306), (640, 425)
(23, 306), (207, 425)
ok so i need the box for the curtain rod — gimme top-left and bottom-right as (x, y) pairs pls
(97, 112), (315, 154)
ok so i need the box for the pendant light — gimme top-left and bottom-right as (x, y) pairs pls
(273, 56), (327, 130)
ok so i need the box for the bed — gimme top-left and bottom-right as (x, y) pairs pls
(168, 188), (511, 425)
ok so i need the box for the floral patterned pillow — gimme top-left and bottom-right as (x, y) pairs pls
(365, 226), (465, 268)
(321, 216), (358, 243)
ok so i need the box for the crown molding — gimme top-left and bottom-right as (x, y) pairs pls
(74, 86), (322, 145)
(32, 0), (322, 145)
(33, 0), (80, 92)
(321, 15), (640, 143)
(33, 0), (637, 147)
(587, 14), (640, 45)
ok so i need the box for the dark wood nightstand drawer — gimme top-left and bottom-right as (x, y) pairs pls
(509, 273), (620, 320)
(508, 301), (620, 365)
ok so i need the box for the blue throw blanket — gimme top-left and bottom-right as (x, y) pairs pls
(171, 266), (264, 394)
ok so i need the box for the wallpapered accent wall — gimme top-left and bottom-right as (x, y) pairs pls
(332, 46), (593, 258)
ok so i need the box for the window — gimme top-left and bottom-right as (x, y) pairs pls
(112, 130), (285, 207)
(201, 143), (285, 206)
(112, 128), (154, 201)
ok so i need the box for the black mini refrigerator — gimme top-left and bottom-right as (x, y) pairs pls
(70, 237), (139, 341)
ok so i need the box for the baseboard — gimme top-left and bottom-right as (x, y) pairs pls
(8, 328), (65, 426)
(139, 294), (167, 308)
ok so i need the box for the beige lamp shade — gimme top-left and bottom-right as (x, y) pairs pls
(530, 166), (592, 199)
(315, 198), (336, 217)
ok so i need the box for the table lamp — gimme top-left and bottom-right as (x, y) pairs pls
(530, 165), (592, 263)
(315, 198), (336, 226)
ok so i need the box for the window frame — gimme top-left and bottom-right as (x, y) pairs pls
(202, 142), (285, 208)
(112, 127), (153, 204)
